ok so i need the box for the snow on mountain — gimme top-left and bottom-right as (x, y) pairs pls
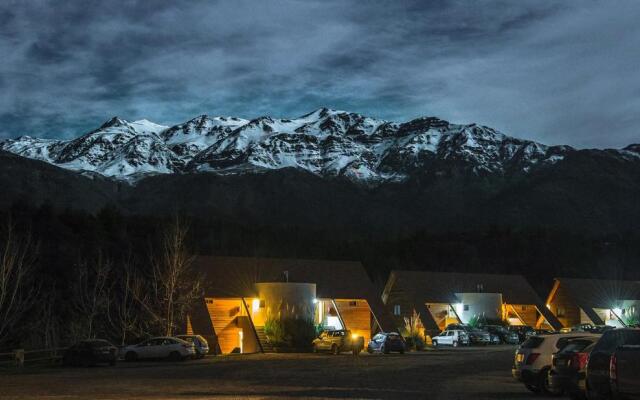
(1, 108), (634, 183)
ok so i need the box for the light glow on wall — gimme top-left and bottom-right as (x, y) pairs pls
(326, 316), (342, 330)
(252, 298), (260, 313)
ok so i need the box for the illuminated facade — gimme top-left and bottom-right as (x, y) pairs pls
(381, 270), (563, 336)
(188, 256), (394, 354)
(543, 278), (640, 329)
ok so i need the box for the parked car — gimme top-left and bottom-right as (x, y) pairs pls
(489, 332), (501, 344)
(122, 337), (196, 361)
(548, 337), (599, 399)
(432, 329), (470, 347)
(312, 329), (364, 355)
(509, 325), (536, 343)
(561, 324), (615, 334)
(175, 334), (209, 358)
(585, 328), (640, 400)
(445, 324), (490, 345)
(63, 339), (118, 367)
(610, 344), (640, 399)
(366, 332), (406, 354)
(485, 325), (520, 344)
(512, 333), (600, 395)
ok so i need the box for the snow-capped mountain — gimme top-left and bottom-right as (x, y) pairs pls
(1, 108), (637, 182)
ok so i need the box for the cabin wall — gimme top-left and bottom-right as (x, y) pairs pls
(507, 304), (538, 327)
(426, 303), (451, 331)
(548, 285), (581, 328)
(205, 298), (246, 354)
(335, 299), (372, 343)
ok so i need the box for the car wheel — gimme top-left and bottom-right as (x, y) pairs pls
(453, 340), (458, 347)
(382, 344), (389, 354)
(525, 383), (541, 393)
(539, 367), (563, 397)
(432, 340), (438, 347)
(399, 347), (405, 354)
(125, 351), (138, 362)
(585, 380), (606, 400)
(367, 346), (373, 354)
(331, 344), (339, 355)
(168, 351), (182, 361)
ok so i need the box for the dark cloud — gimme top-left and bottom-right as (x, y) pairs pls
(0, 0), (638, 148)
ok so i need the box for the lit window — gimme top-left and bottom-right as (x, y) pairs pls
(393, 305), (401, 316)
(463, 305), (469, 311)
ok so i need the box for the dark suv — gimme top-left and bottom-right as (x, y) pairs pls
(585, 328), (640, 400)
(63, 339), (118, 367)
(367, 332), (406, 354)
(485, 325), (520, 344)
(509, 325), (536, 343)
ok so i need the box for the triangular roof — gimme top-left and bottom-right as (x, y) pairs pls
(194, 256), (394, 331)
(553, 278), (640, 309)
(383, 270), (562, 331)
(384, 270), (546, 305)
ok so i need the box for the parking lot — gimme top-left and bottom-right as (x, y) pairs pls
(0, 345), (536, 400)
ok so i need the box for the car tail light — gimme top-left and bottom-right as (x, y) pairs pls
(525, 353), (540, 365)
(610, 354), (617, 381)
(569, 352), (589, 370)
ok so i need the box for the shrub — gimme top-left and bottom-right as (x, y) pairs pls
(402, 309), (425, 350)
(283, 317), (316, 349)
(264, 317), (286, 345)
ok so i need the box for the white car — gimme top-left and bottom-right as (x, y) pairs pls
(512, 333), (600, 395)
(122, 337), (195, 361)
(432, 329), (470, 347)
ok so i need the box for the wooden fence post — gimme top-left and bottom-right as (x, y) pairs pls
(14, 349), (24, 368)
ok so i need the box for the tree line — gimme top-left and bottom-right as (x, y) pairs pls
(1, 201), (639, 349)
(0, 210), (201, 350)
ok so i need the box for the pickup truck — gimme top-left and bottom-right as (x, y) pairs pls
(611, 345), (640, 399)
(312, 329), (364, 355)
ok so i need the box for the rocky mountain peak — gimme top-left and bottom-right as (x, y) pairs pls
(1, 109), (637, 183)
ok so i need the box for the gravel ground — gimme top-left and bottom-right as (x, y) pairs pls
(0, 345), (533, 399)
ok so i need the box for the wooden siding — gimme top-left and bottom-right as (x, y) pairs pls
(548, 284), (581, 327)
(385, 286), (419, 331)
(508, 304), (538, 327)
(335, 299), (372, 343)
(206, 298), (244, 354)
(426, 303), (451, 331)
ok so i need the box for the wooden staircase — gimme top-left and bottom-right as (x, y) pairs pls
(254, 327), (275, 353)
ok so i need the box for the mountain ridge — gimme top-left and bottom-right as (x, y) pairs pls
(4, 108), (635, 183)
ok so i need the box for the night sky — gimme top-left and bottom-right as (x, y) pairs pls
(1, 0), (639, 148)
